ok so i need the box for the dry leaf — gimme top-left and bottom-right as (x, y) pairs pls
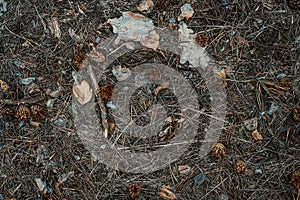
(153, 82), (169, 95)
(215, 69), (227, 87)
(159, 185), (177, 200)
(48, 17), (61, 39)
(252, 129), (263, 141)
(137, 0), (154, 12)
(73, 80), (93, 105)
(244, 117), (258, 131)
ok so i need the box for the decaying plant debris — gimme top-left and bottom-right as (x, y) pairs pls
(0, 0), (299, 199)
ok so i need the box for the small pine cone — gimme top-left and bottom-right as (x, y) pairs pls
(0, 107), (14, 121)
(211, 143), (226, 159)
(196, 34), (209, 47)
(30, 105), (46, 120)
(287, 0), (300, 10)
(293, 107), (300, 122)
(234, 160), (246, 174)
(129, 183), (141, 198)
(290, 170), (300, 189)
(100, 85), (114, 102)
(16, 105), (31, 122)
(72, 52), (86, 68)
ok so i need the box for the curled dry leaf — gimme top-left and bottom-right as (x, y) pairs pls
(73, 80), (93, 105)
(159, 185), (177, 200)
(153, 82), (169, 95)
(214, 69), (227, 87)
(137, 0), (154, 12)
(252, 129), (263, 141)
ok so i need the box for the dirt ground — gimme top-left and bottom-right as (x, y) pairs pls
(0, 0), (299, 199)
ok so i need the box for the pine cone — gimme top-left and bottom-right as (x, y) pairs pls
(293, 107), (300, 122)
(16, 105), (31, 122)
(287, 0), (300, 10)
(196, 34), (209, 47)
(211, 143), (226, 159)
(234, 160), (246, 174)
(30, 105), (46, 120)
(0, 107), (14, 121)
(290, 170), (300, 189)
(129, 183), (141, 197)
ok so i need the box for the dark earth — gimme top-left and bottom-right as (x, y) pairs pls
(0, 0), (299, 199)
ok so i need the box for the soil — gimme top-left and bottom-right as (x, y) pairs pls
(0, 0), (299, 199)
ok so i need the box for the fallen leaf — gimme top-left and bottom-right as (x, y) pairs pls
(252, 129), (263, 141)
(73, 80), (93, 105)
(159, 185), (177, 200)
(137, 0), (154, 12)
(153, 82), (169, 95)
(214, 69), (227, 87)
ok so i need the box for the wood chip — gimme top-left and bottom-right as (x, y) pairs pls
(252, 129), (263, 141)
(159, 185), (177, 200)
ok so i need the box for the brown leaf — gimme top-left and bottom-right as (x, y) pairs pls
(214, 69), (227, 87)
(159, 185), (177, 200)
(252, 129), (263, 141)
(153, 82), (169, 95)
(73, 80), (93, 105)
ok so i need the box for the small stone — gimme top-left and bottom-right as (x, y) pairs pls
(193, 173), (205, 186)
